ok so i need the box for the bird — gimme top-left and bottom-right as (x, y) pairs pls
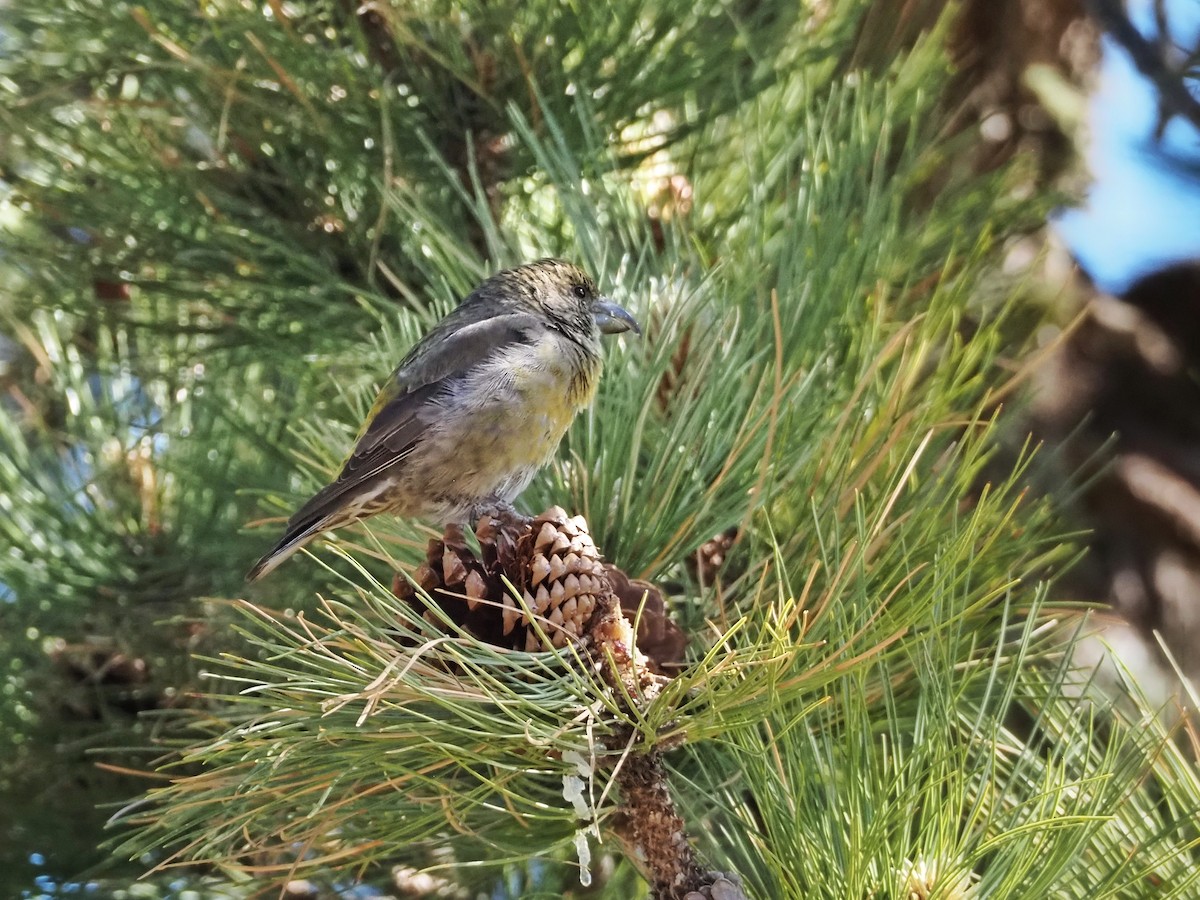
(246, 258), (640, 581)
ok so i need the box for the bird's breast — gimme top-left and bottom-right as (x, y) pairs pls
(508, 335), (600, 406)
(488, 337), (599, 437)
(428, 335), (601, 473)
(389, 331), (603, 519)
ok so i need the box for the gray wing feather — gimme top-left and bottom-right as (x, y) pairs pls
(247, 304), (540, 581)
(281, 311), (536, 529)
(354, 310), (537, 456)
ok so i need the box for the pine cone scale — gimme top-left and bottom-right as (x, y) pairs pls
(395, 507), (616, 654)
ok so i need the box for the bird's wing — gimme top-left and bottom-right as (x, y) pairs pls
(247, 310), (540, 580)
(288, 310), (538, 522)
(351, 309), (538, 463)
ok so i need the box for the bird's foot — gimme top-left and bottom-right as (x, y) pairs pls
(473, 503), (532, 531)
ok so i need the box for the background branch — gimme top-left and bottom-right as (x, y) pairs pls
(1087, 0), (1200, 132)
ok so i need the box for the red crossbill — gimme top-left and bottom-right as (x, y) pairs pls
(247, 259), (639, 581)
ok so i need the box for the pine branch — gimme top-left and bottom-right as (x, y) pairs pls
(8, 1), (1200, 897)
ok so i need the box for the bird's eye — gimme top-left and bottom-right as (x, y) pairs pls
(572, 283), (588, 300)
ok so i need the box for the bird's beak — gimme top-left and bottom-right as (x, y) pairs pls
(592, 297), (641, 336)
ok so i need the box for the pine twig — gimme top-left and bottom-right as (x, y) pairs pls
(587, 585), (747, 900)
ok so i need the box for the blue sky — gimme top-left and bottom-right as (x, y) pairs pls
(1054, 0), (1200, 292)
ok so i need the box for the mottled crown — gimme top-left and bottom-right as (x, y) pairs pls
(489, 258), (599, 323)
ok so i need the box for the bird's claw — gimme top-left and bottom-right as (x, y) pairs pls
(474, 504), (531, 530)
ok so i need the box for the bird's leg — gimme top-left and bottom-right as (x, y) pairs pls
(472, 501), (532, 531)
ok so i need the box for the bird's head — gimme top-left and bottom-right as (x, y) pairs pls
(495, 258), (641, 343)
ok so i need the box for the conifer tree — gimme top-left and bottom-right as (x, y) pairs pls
(2, 1), (1198, 897)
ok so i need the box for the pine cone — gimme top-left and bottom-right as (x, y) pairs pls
(605, 564), (688, 674)
(393, 507), (610, 652)
(392, 523), (509, 646)
(688, 527), (739, 587)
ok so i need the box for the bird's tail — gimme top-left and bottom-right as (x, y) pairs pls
(245, 481), (370, 581)
(246, 532), (312, 580)
(245, 522), (323, 582)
